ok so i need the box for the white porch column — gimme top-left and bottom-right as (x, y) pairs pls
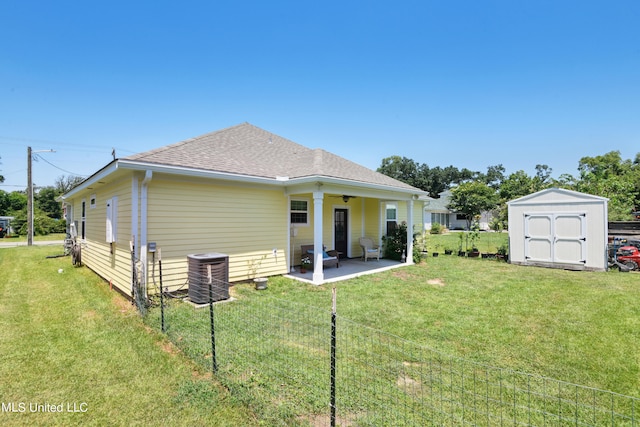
(406, 199), (414, 265)
(312, 191), (324, 284)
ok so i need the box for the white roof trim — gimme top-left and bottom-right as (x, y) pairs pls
(507, 188), (609, 206)
(62, 159), (427, 200)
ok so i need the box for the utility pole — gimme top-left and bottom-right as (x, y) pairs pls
(27, 147), (55, 246)
(27, 147), (32, 246)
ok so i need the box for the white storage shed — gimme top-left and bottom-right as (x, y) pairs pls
(507, 188), (608, 271)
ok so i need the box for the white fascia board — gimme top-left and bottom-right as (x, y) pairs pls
(59, 161), (119, 200)
(119, 160), (426, 197)
(284, 176), (425, 200)
(507, 187), (609, 205)
(62, 159), (426, 200)
(117, 160), (284, 186)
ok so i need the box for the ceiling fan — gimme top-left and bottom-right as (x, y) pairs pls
(330, 195), (357, 203)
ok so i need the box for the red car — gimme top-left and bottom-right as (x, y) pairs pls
(616, 246), (640, 271)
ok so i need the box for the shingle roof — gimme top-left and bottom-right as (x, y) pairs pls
(124, 123), (419, 191)
(427, 190), (452, 212)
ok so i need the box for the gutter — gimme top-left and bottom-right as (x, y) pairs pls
(62, 159), (427, 201)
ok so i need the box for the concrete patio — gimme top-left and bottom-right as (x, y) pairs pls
(284, 257), (406, 285)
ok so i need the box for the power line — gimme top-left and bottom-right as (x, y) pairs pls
(33, 153), (87, 177)
(0, 136), (137, 155)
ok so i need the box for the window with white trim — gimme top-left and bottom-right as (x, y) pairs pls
(90, 194), (97, 209)
(386, 203), (398, 236)
(81, 199), (86, 240)
(290, 199), (309, 225)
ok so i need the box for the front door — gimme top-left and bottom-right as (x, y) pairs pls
(334, 209), (348, 259)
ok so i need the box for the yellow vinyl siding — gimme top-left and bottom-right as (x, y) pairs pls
(363, 198), (380, 241)
(146, 177), (288, 288)
(292, 195), (382, 263)
(412, 202), (425, 236)
(68, 177), (133, 296)
(343, 200), (363, 258)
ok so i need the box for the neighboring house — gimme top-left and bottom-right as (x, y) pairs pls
(423, 190), (493, 231)
(59, 123), (428, 294)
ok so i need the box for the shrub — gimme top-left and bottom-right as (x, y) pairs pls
(382, 222), (423, 264)
(430, 222), (443, 234)
(382, 223), (407, 261)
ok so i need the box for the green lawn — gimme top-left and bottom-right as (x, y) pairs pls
(1, 233), (67, 243)
(0, 246), (257, 426)
(421, 230), (509, 254)
(3, 244), (640, 425)
(146, 252), (640, 424)
(267, 254), (640, 398)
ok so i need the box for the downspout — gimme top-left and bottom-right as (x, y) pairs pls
(131, 176), (139, 297)
(406, 198), (414, 265)
(287, 194), (293, 273)
(140, 170), (153, 297)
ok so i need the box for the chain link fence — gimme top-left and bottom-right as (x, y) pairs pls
(142, 265), (640, 426)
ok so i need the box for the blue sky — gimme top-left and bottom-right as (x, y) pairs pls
(1, 0), (638, 190)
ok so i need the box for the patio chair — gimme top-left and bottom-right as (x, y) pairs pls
(301, 244), (339, 269)
(359, 237), (380, 262)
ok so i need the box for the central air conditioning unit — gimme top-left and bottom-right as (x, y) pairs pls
(187, 253), (229, 304)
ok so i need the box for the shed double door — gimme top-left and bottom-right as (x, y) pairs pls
(524, 213), (586, 266)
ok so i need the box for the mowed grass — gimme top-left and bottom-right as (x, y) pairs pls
(0, 246), (257, 426)
(3, 242), (640, 425)
(423, 231), (509, 253)
(232, 253), (640, 399)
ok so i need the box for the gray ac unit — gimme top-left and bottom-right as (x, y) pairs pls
(187, 253), (229, 304)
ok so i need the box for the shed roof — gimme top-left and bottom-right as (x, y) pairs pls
(123, 123), (418, 191)
(507, 188), (609, 205)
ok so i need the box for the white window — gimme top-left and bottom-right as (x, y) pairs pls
(386, 203), (398, 236)
(90, 194), (97, 209)
(290, 199), (309, 225)
(431, 213), (450, 228)
(81, 199), (86, 240)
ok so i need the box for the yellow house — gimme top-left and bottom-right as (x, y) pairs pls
(59, 123), (428, 296)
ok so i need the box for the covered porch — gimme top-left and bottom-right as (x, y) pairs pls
(285, 257), (406, 285)
(286, 181), (426, 285)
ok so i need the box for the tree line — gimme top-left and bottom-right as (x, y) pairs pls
(0, 176), (84, 236)
(0, 150), (638, 237)
(377, 150), (640, 224)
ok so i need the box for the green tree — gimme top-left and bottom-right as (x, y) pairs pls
(479, 164), (506, 189)
(498, 170), (536, 203)
(54, 175), (84, 194)
(35, 186), (63, 219)
(0, 190), (10, 215)
(575, 151), (639, 220)
(377, 156), (420, 186)
(10, 207), (65, 236)
(378, 156), (478, 197)
(447, 181), (498, 230)
(6, 191), (27, 213)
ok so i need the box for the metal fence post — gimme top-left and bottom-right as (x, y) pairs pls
(207, 265), (218, 373)
(159, 248), (165, 333)
(331, 287), (337, 427)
